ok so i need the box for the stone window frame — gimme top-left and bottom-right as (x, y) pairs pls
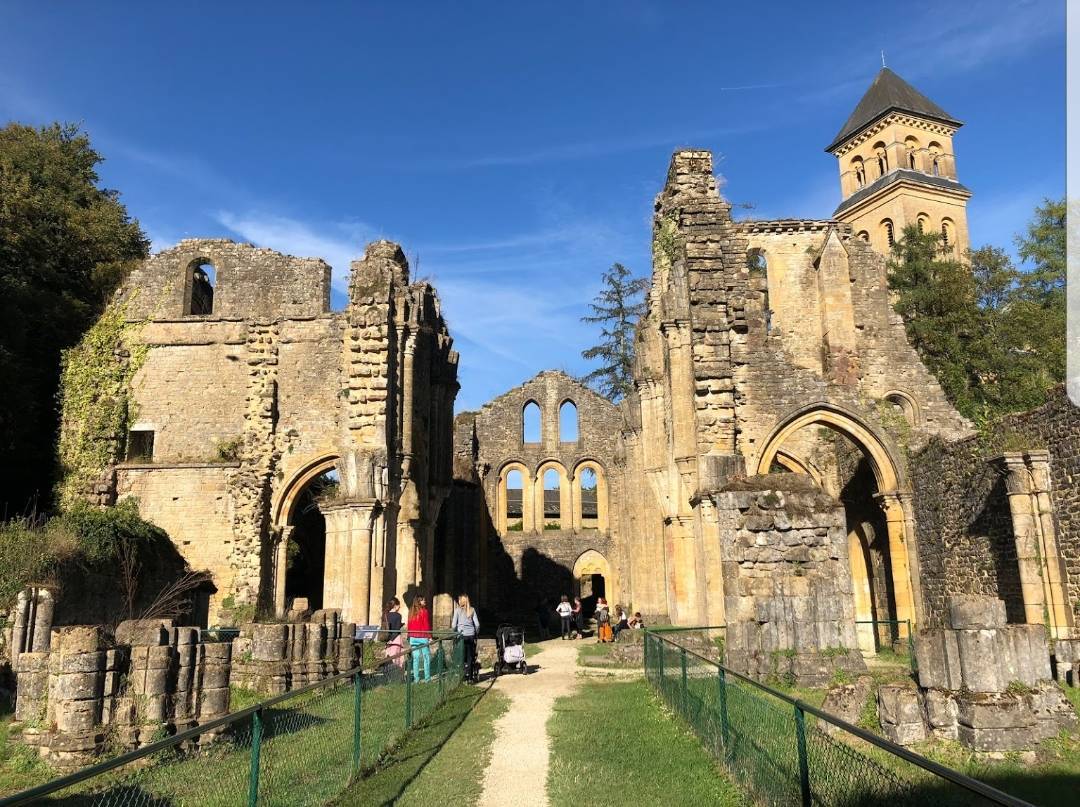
(573, 458), (609, 532)
(558, 398), (580, 444)
(884, 390), (921, 429)
(521, 400), (542, 445)
(535, 459), (571, 532)
(496, 460), (532, 534)
(182, 256), (217, 317)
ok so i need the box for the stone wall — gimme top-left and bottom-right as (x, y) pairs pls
(911, 386), (1080, 627)
(230, 611), (357, 694)
(62, 238), (458, 626)
(712, 475), (865, 686)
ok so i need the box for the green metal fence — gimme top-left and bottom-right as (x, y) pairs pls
(1, 635), (464, 806)
(644, 630), (1033, 807)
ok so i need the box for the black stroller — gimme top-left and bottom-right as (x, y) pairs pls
(493, 624), (528, 676)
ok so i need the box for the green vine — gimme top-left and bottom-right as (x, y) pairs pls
(56, 300), (148, 505)
(653, 214), (681, 267)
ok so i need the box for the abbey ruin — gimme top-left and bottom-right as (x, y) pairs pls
(15, 67), (1076, 757)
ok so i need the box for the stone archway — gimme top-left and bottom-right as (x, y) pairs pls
(572, 459), (609, 532)
(573, 549), (614, 615)
(271, 454), (339, 616)
(756, 404), (920, 632)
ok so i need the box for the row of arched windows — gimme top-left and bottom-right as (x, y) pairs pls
(850, 138), (945, 190)
(499, 459), (606, 532)
(522, 400), (579, 444)
(867, 216), (956, 251)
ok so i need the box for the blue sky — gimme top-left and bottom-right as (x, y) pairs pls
(0, 1), (1066, 410)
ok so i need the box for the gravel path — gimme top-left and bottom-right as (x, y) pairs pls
(476, 638), (580, 807)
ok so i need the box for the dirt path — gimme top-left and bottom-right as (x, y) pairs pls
(476, 638), (580, 807)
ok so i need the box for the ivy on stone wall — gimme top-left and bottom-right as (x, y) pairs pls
(55, 300), (148, 506)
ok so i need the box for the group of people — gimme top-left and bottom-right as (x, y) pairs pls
(381, 593), (481, 684)
(548, 595), (644, 641)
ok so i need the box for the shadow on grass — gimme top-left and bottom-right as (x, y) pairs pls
(336, 684), (493, 807)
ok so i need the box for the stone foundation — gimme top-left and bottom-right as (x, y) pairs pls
(230, 610), (357, 695)
(12, 619), (232, 770)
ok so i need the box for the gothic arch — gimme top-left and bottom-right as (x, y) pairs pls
(273, 452), (340, 528)
(755, 404), (920, 630)
(572, 548), (616, 606)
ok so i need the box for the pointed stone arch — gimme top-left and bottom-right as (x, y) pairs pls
(572, 548), (616, 607)
(755, 404), (920, 631)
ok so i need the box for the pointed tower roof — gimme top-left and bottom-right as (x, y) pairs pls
(825, 68), (961, 153)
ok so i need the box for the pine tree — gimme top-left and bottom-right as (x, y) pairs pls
(580, 263), (649, 401)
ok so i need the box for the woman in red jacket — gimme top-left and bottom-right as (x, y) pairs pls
(406, 595), (433, 683)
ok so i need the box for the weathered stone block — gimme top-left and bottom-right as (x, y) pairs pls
(947, 595), (1006, 630)
(957, 693), (1034, 730)
(923, 689), (958, 740)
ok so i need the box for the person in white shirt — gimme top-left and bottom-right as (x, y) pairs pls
(612, 607), (630, 641)
(556, 595), (574, 640)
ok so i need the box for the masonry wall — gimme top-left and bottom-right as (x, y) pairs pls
(911, 386), (1080, 626)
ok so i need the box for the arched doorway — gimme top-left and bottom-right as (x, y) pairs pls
(756, 405), (918, 639)
(272, 454), (340, 616)
(573, 549), (611, 618)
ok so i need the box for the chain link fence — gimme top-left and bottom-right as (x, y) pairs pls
(644, 630), (1032, 807)
(1, 635), (464, 806)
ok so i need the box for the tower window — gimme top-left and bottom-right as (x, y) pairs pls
(917, 214), (928, 235)
(941, 220), (954, 252)
(851, 157), (866, 188)
(904, 136), (920, 170)
(873, 142), (888, 176)
(928, 143), (942, 177)
(881, 219), (895, 248)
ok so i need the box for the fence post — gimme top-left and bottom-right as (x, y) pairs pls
(643, 632), (650, 679)
(680, 647), (688, 713)
(658, 638), (665, 695)
(794, 704), (811, 807)
(352, 669), (363, 778)
(405, 648), (414, 729)
(718, 667), (730, 758)
(247, 707), (263, 807)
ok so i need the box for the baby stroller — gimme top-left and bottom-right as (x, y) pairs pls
(493, 624), (528, 676)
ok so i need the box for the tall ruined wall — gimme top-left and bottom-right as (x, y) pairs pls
(60, 238), (458, 626)
(620, 149), (971, 628)
(457, 370), (626, 616)
(911, 386), (1080, 626)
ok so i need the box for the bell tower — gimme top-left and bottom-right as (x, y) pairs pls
(827, 68), (971, 257)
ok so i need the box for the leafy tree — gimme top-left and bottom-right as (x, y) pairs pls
(888, 198), (1066, 424)
(580, 263), (649, 401)
(0, 123), (147, 515)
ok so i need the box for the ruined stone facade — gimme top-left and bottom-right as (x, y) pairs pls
(66, 239), (457, 626)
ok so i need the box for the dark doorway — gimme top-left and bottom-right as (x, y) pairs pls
(579, 573), (606, 617)
(284, 470), (337, 611)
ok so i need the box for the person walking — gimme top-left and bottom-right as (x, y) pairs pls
(556, 595), (573, 640)
(452, 593), (481, 683)
(572, 596), (584, 639)
(383, 597), (406, 671)
(407, 595), (433, 683)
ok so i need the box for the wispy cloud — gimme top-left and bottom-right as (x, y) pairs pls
(216, 211), (381, 286)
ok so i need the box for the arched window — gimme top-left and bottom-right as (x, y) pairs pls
(873, 142), (888, 176)
(505, 469), (524, 531)
(851, 156), (866, 188)
(904, 136), (920, 170)
(522, 401), (541, 444)
(928, 143), (942, 177)
(559, 400), (579, 442)
(543, 468), (561, 527)
(941, 219), (954, 252)
(857, 230), (870, 243)
(579, 467), (598, 529)
(881, 219), (895, 248)
(885, 393), (917, 428)
(184, 260), (215, 315)
(747, 249), (771, 333)
(917, 214), (929, 235)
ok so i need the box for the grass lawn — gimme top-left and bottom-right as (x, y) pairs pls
(335, 683), (508, 807)
(547, 680), (748, 806)
(0, 711), (54, 796)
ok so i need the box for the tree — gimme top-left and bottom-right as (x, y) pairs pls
(888, 198), (1066, 425)
(0, 123), (148, 515)
(580, 263), (649, 401)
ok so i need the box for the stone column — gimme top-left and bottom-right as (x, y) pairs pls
(368, 509), (387, 622)
(47, 627), (108, 768)
(569, 470), (581, 532)
(995, 453), (1047, 627)
(196, 640), (232, 742)
(876, 493), (916, 637)
(848, 528), (877, 656)
(274, 526), (293, 617)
